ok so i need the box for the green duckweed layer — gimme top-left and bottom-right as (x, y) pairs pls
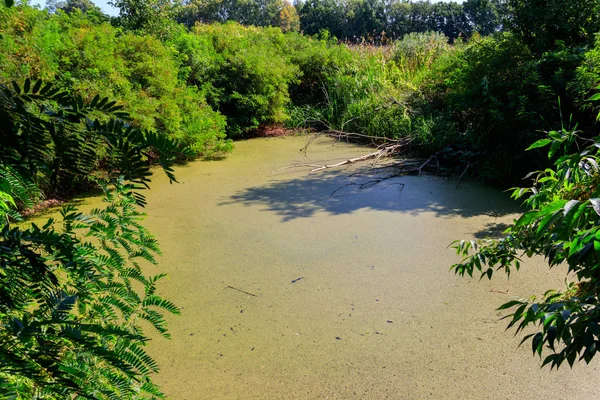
(60, 137), (600, 399)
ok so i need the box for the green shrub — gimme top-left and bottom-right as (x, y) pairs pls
(191, 22), (299, 136)
(570, 36), (600, 117)
(416, 34), (553, 182)
(172, 86), (232, 157)
(284, 32), (355, 106)
(0, 5), (230, 157)
(287, 41), (418, 140)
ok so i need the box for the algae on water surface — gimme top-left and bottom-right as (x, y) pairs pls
(54, 137), (600, 399)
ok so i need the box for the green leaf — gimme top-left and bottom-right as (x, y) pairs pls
(532, 332), (543, 355)
(526, 139), (552, 151)
(548, 141), (561, 159)
(563, 200), (580, 216)
(514, 210), (540, 227)
(32, 79), (42, 94)
(497, 300), (524, 310)
(587, 93), (600, 101)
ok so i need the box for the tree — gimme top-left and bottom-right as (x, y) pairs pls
(386, 0), (414, 39)
(452, 124), (600, 368)
(463, 0), (501, 36)
(345, 0), (385, 41)
(0, 79), (186, 397)
(506, 0), (600, 54)
(298, 0), (344, 38)
(176, 0), (286, 27)
(280, 0), (300, 32)
(110, 0), (178, 37)
(431, 1), (470, 41)
(46, 0), (104, 15)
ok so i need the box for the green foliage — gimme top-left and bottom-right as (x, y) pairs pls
(463, 0), (503, 36)
(296, 0), (488, 42)
(392, 31), (451, 77)
(298, 0), (345, 38)
(110, 0), (179, 38)
(190, 22), (299, 135)
(0, 0), (593, 183)
(451, 127), (600, 368)
(0, 5), (231, 157)
(296, 50), (410, 138)
(0, 78), (189, 201)
(177, 0), (289, 29)
(174, 0), (509, 43)
(47, 0), (108, 21)
(287, 32), (457, 149)
(0, 179), (178, 398)
(417, 33), (538, 181)
(0, 164), (40, 222)
(415, 30), (600, 183)
(507, 0), (600, 54)
(569, 36), (600, 118)
(0, 69), (182, 397)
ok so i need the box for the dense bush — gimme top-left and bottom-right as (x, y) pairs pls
(5, 1), (600, 184)
(391, 31), (451, 76)
(0, 5), (230, 157)
(189, 23), (299, 135)
(412, 31), (600, 183)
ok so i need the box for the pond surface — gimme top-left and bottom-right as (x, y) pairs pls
(94, 137), (600, 398)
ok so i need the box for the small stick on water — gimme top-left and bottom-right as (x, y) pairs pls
(226, 286), (256, 297)
(456, 162), (470, 188)
(291, 277), (304, 284)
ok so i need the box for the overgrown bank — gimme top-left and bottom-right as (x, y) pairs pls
(4, 3), (600, 193)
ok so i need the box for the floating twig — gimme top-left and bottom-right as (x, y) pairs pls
(456, 162), (470, 188)
(226, 285), (256, 297)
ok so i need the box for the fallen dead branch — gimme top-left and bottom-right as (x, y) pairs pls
(309, 144), (404, 172)
(287, 130), (445, 192)
(300, 130), (409, 155)
(456, 162), (470, 188)
(294, 130), (413, 173)
(415, 149), (443, 175)
(293, 130), (444, 177)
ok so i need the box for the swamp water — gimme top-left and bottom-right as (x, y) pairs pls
(72, 137), (600, 398)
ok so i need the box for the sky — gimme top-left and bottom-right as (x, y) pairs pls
(29, 0), (465, 18)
